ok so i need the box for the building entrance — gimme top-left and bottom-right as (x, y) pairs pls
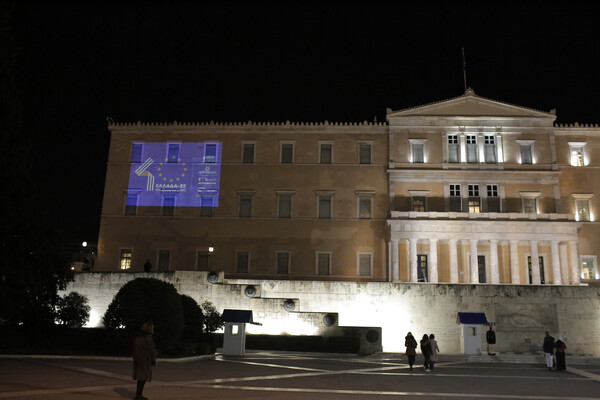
(478, 255), (486, 283)
(417, 254), (428, 282)
(528, 256), (545, 284)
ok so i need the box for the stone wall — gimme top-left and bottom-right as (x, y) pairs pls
(61, 272), (600, 355)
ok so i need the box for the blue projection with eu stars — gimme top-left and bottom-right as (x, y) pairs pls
(127, 142), (222, 208)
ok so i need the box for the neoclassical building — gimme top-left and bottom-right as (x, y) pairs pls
(97, 89), (599, 287)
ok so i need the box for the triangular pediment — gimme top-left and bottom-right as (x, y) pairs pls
(388, 89), (555, 119)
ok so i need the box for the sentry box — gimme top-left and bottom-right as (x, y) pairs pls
(221, 309), (262, 356)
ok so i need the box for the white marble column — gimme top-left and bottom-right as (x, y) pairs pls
(429, 238), (439, 283)
(490, 239), (499, 284)
(470, 239), (479, 284)
(510, 240), (520, 284)
(551, 240), (562, 285)
(568, 241), (580, 285)
(559, 243), (569, 285)
(530, 240), (541, 285)
(391, 238), (400, 282)
(409, 238), (418, 283)
(449, 239), (459, 283)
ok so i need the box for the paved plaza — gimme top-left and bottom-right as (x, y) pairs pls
(1, 352), (599, 399)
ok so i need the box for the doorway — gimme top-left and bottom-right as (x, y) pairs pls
(417, 254), (428, 282)
(478, 255), (486, 283)
(528, 256), (545, 284)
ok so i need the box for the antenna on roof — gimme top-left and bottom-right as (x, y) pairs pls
(462, 47), (468, 92)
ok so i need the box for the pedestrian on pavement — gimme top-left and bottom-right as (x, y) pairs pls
(542, 331), (555, 370)
(404, 332), (418, 371)
(554, 337), (567, 371)
(486, 325), (496, 355)
(428, 334), (440, 370)
(133, 320), (157, 400)
(420, 334), (432, 372)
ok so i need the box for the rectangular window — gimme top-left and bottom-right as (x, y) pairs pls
(200, 197), (213, 217)
(487, 184), (500, 212)
(317, 252), (330, 275)
(358, 196), (372, 219)
(581, 256), (598, 280)
(242, 143), (255, 163)
(469, 198), (481, 213)
(448, 135), (459, 163)
(239, 195), (252, 218)
(466, 135), (478, 163)
(236, 251), (249, 273)
(278, 194), (292, 218)
(412, 197), (426, 212)
(411, 143), (424, 163)
(196, 251), (210, 271)
(158, 250), (170, 271)
(162, 195), (176, 216)
(318, 195), (332, 219)
(167, 143), (180, 163)
(204, 143), (217, 163)
(449, 184), (462, 212)
(359, 143), (371, 164)
(575, 199), (590, 221)
(523, 197), (537, 214)
(120, 249), (132, 270)
(520, 144), (533, 164)
(569, 142), (586, 167)
(320, 143), (332, 164)
(276, 252), (290, 274)
(131, 143), (143, 163)
(484, 135), (496, 163)
(125, 192), (139, 215)
(281, 143), (294, 164)
(417, 254), (428, 282)
(358, 253), (372, 276)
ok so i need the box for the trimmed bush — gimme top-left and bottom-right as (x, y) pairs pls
(103, 278), (184, 351)
(56, 292), (90, 327)
(180, 295), (204, 342)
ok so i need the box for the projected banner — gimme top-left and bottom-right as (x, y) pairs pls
(128, 142), (222, 207)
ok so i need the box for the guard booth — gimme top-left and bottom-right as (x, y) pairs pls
(221, 309), (261, 356)
(457, 312), (488, 355)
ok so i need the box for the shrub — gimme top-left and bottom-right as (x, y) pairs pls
(56, 292), (90, 327)
(180, 295), (204, 342)
(103, 278), (184, 351)
(201, 300), (223, 333)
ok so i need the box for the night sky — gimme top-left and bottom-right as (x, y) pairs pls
(12, 1), (600, 246)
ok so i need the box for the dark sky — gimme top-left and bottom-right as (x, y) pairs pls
(12, 0), (600, 245)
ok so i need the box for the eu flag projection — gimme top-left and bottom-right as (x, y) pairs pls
(127, 142), (222, 208)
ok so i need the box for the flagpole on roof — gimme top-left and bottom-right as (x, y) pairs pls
(462, 47), (468, 92)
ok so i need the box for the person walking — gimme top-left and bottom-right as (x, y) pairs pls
(420, 334), (432, 372)
(133, 320), (157, 400)
(555, 337), (567, 371)
(404, 332), (418, 371)
(542, 331), (555, 371)
(486, 325), (496, 355)
(428, 334), (440, 370)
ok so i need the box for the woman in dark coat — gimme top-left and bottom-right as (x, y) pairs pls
(133, 320), (158, 400)
(420, 334), (432, 371)
(554, 338), (567, 371)
(404, 332), (418, 371)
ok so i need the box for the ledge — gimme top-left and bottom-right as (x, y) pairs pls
(390, 211), (575, 221)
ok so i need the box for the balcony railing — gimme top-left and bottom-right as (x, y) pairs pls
(390, 211), (575, 221)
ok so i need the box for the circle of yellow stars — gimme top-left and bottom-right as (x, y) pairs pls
(158, 160), (187, 182)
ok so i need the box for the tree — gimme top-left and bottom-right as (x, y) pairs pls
(201, 300), (223, 333)
(179, 295), (204, 342)
(103, 278), (184, 350)
(0, 2), (72, 328)
(56, 292), (90, 327)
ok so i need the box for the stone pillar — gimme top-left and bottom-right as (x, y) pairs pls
(391, 238), (400, 282)
(429, 238), (439, 283)
(510, 240), (520, 284)
(551, 240), (562, 285)
(490, 239), (499, 284)
(409, 238), (418, 283)
(530, 240), (541, 285)
(470, 239), (479, 284)
(568, 241), (580, 285)
(449, 239), (459, 283)
(559, 243), (569, 285)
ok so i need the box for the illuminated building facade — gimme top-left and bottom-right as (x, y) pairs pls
(97, 89), (600, 286)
